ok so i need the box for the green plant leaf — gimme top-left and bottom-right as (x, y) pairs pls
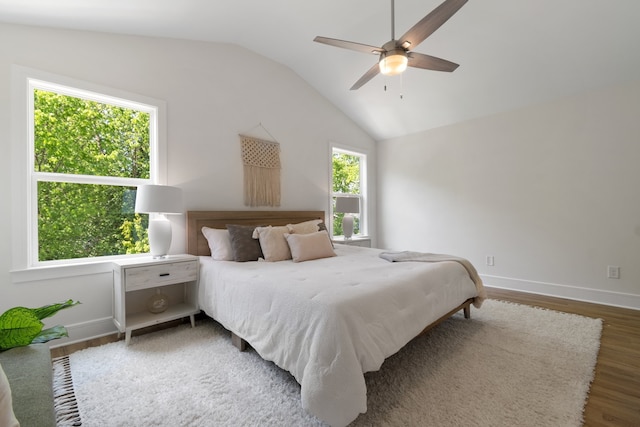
(0, 300), (80, 351)
(31, 325), (69, 344)
(33, 299), (81, 320)
(0, 307), (44, 351)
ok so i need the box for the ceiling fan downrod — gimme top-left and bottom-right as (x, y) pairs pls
(390, 0), (396, 40)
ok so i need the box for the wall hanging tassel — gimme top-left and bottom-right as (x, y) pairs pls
(239, 128), (281, 207)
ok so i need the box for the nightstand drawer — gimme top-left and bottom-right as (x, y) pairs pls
(125, 261), (198, 291)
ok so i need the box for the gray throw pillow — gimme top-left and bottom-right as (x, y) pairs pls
(226, 224), (264, 262)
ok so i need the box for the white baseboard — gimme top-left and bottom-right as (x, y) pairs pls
(482, 274), (640, 311)
(49, 316), (118, 349)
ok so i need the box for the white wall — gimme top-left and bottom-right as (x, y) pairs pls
(378, 79), (640, 309)
(0, 23), (377, 344)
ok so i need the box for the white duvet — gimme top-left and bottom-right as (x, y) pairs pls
(198, 245), (480, 426)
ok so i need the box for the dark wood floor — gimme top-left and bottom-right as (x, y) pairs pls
(486, 287), (640, 427)
(51, 287), (640, 426)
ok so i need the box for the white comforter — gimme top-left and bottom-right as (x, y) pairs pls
(198, 245), (480, 426)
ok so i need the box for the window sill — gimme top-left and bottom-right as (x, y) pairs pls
(10, 254), (150, 283)
(331, 236), (371, 248)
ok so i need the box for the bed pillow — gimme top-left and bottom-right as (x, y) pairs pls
(286, 219), (322, 234)
(201, 227), (233, 261)
(284, 230), (336, 263)
(0, 363), (19, 427)
(252, 226), (291, 262)
(317, 222), (335, 248)
(226, 224), (264, 262)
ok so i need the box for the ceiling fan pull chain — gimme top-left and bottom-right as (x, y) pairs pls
(400, 73), (404, 99)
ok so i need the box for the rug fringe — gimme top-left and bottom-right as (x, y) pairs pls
(52, 356), (82, 426)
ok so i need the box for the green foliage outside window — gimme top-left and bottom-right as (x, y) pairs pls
(34, 89), (151, 261)
(332, 151), (361, 236)
(332, 152), (360, 194)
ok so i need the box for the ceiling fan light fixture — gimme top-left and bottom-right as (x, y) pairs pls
(379, 50), (408, 76)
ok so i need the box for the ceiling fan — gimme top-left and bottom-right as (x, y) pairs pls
(314, 0), (468, 90)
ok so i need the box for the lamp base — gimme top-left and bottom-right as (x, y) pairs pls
(148, 216), (172, 258)
(342, 215), (354, 240)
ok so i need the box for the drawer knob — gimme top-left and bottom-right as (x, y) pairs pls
(159, 273), (170, 277)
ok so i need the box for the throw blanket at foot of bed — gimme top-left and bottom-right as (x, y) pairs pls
(379, 251), (487, 308)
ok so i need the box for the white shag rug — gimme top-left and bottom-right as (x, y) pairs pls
(56, 300), (602, 427)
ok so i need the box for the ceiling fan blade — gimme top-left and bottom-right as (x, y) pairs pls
(408, 52), (459, 72)
(399, 0), (468, 49)
(314, 36), (383, 55)
(350, 63), (381, 90)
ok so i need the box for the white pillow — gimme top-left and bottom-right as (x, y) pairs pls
(0, 363), (19, 427)
(252, 225), (291, 262)
(284, 231), (336, 263)
(286, 219), (322, 234)
(201, 227), (233, 261)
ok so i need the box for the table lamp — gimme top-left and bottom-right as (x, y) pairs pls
(135, 185), (183, 258)
(335, 196), (360, 240)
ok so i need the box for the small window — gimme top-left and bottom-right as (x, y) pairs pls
(331, 147), (367, 237)
(28, 80), (158, 263)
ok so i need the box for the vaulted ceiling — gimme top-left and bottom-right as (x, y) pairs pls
(1, 0), (639, 140)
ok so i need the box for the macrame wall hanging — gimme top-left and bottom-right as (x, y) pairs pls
(239, 124), (281, 207)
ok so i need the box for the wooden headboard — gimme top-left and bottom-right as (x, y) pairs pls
(186, 210), (325, 256)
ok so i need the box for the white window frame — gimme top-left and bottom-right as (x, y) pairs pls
(330, 144), (368, 238)
(11, 66), (167, 273)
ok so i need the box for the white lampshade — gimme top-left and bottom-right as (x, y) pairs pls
(335, 197), (360, 214)
(134, 185), (183, 214)
(379, 50), (408, 76)
(335, 197), (360, 240)
(135, 185), (183, 258)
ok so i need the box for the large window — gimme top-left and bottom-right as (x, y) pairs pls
(27, 79), (158, 264)
(331, 147), (367, 237)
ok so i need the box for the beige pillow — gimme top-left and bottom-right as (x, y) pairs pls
(0, 363), (19, 427)
(286, 219), (322, 234)
(284, 231), (336, 262)
(252, 226), (292, 262)
(201, 227), (233, 261)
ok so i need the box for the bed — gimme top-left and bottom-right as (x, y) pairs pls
(186, 210), (485, 426)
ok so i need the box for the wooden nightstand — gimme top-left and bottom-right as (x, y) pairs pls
(332, 236), (372, 248)
(112, 254), (199, 344)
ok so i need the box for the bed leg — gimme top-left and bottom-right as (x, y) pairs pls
(463, 305), (471, 319)
(231, 332), (247, 352)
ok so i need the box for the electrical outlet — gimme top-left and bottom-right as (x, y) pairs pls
(486, 255), (494, 266)
(607, 265), (620, 279)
